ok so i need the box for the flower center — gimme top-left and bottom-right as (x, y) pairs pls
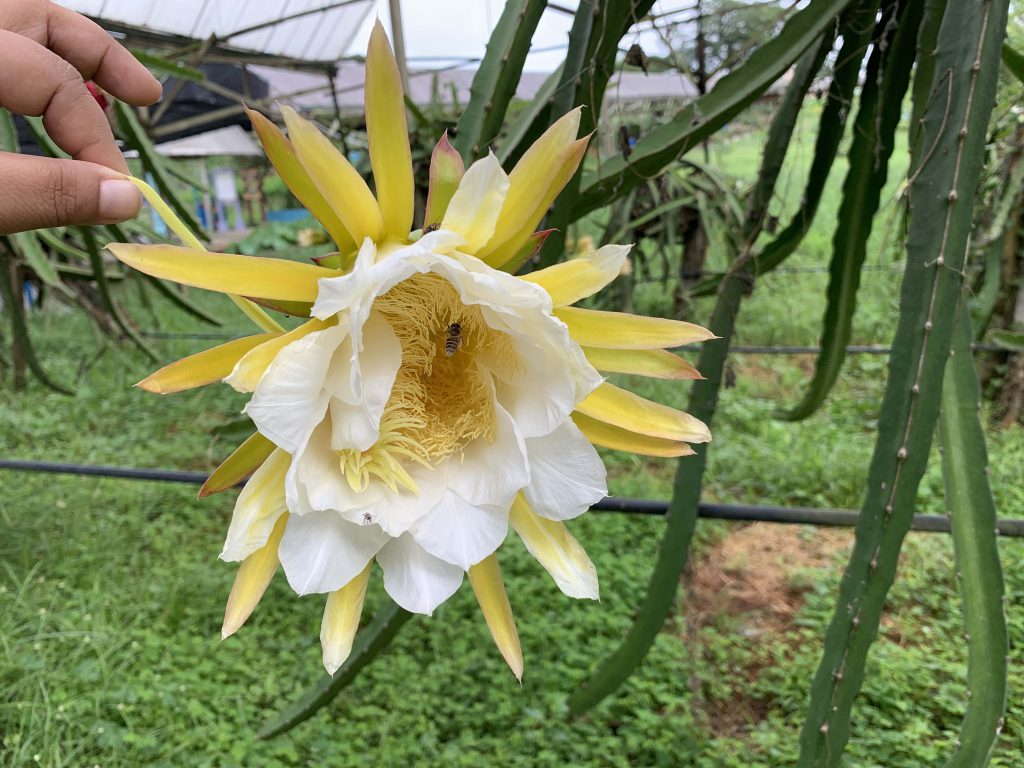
(337, 272), (519, 494)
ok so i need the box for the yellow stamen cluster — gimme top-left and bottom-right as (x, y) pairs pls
(338, 273), (521, 494)
(337, 409), (431, 494)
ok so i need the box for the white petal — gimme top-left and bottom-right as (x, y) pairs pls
(220, 448), (290, 562)
(278, 510), (388, 595)
(524, 419), (607, 520)
(376, 533), (464, 614)
(311, 232), (463, 321)
(441, 152), (510, 253)
(410, 490), (508, 570)
(444, 387), (529, 506)
(370, 463), (448, 536)
(312, 237), (379, 320)
(245, 324), (346, 452)
(430, 251), (551, 313)
(324, 311), (401, 451)
(484, 305), (601, 438)
(287, 421), (382, 521)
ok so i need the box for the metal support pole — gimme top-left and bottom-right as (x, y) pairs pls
(388, 0), (411, 95)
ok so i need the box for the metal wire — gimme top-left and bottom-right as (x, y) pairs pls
(2, 459), (1022, 537)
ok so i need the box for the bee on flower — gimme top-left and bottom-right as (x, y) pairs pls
(109, 22), (713, 680)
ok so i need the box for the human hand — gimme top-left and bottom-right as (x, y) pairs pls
(0, 0), (162, 234)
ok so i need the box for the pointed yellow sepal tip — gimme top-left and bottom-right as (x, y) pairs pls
(134, 333), (278, 395)
(469, 554), (524, 682)
(365, 18), (414, 241)
(424, 130), (466, 226)
(221, 513), (288, 640)
(280, 104), (385, 246)
(321, 562), (373, 675)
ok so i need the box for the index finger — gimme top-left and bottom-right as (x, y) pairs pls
(3, 0), (162, 106)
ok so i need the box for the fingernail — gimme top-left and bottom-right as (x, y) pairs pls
(99, 179), (142, 221)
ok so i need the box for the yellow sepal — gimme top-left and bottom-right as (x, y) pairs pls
(321, 561), (373, 675)
(509, 494), (598, 600)
(483, 109), (581, 253)
(221, 511), (288, 639)
(200, 431), (277, 498)
(124, 176), (283, 333)
(246, 108), (356, 256)
(424, 131), (465, 226)
(581, 346), (702, 380)
(136, 333), (278, 394)
(571, 412), (696, 457)
(366, 21), (414, 242)
(281, 105), (385, 247)
(575, 382), (711, 443)
(106, 244), (335, 303)
(468, 553), (523, 681)
(555, 306), (716, 350)
(479, 135), (589, 266)
(225, 317), (333, 393)
(520, 244), (629, 306)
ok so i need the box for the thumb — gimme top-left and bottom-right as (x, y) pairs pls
(0, 152), (142, 235)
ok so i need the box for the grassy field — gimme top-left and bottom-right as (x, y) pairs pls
(2, 105), (1023, 766)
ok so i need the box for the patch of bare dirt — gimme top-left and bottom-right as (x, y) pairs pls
(685, 523), (851, 736)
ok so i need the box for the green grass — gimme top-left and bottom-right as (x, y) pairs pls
(3, 108), (1024, 766)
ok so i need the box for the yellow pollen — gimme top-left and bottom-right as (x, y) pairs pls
(337, 273), (520, 495)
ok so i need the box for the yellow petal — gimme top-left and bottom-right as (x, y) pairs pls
(479, 136), (589, 267)
(366, 21), (414, 242)
(424, 130), (465, 226)
(582, 346), (702, 380)
(571, 412), (696, 458)
(520, 244), (630, 306)
(107, 244), (334, 303)
(555, 306), (716, 349)
(125, 176), (283, 333)
(136, 333), (278, 394)
(483, 109), (581, 252)
(509, 494), (598, 599)
(468, 553), (523, 681)
(320, 561), (373, 675)
(221, 511), (288, 639)
(224, 317), (332, 393)
(247, 108), (355, 256)
(575, 382), (711, 443)
(282, 105), (385, 246)
(200, 431), (277, 498)
(441, 152), (510, 253)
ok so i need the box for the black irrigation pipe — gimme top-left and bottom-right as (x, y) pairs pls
(3, 459), (1023, 537)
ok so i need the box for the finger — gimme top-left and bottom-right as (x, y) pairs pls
(0, 0), (161, 106)
(0, 30), (126, 171)
(0, 153), (141, 234)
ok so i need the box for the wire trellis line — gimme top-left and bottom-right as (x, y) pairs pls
(2, 458), (1022, 537)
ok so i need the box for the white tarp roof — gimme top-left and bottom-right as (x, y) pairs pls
(61, 0), (377, 62)
(250, 64), (700, 112)
(58, 1), (702, 71)
(153, 125), (262, 157)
